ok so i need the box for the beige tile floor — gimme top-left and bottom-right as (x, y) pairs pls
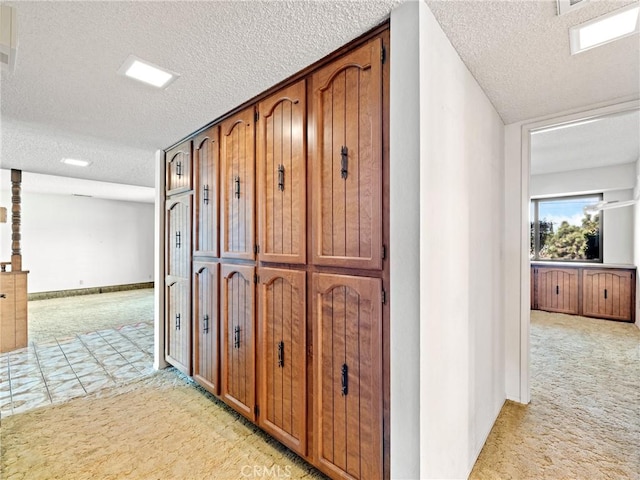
(0, 321), (154, 417)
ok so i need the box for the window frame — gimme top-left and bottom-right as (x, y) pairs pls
(530, 193), (604, 263)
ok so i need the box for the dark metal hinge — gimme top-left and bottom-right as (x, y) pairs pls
(254, 111), (259, 122)
(381, 44), (386, 64)
(382, 245), (386, 260)
(382, 289), (386, 304)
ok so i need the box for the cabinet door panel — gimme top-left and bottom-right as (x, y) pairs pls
(166, 140), (192, 195)
(165, 277), (191, 375)
(194, 126), (219, 257)
(166, 195), (192, 278)
(583, 269), (633, 322)
(536, 267), (579, 315)
(257, 80), (306, 264)
(221, 108), (255, 260)
(313, 273), (382, 480)
(220, 264), (255, 420)
(311, 38), (382, 270)
(193, 262), (219, 395)
(258, 268), (306, 455)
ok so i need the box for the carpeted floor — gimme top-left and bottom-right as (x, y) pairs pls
(470, 310), (640, 480)
(2, 303), (638, 479)
(28, 289), (154, 343)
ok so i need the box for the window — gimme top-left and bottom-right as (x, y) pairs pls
(530, 194), (602, 262)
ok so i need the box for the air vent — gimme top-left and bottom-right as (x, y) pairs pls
(557, 0), (590, 16)
(0, 5), (17, 70)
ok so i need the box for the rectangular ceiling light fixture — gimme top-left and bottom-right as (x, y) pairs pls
(117, 55), (179, 88)
(61, 158), (91, 167)
(570, 3), (640, 54)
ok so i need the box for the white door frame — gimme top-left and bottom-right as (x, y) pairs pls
(518, 98), (639, 402)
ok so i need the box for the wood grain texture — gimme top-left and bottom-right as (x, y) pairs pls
(166, 195), (192, 279)
(165, 140), (192, 195)
(220, 108), (255, 260)
(165, 277), (191, 375)
(0, 272), (28, 353)
(193, 262), (220, 395)
(313, 273), (382, 480)
(310, 38), (383, 270)
(193, 126), (219, 257)
(536, 267), (579, 315)
(257, 80), (307, 264)
(257, 268), (307, 455)
(582, 269), (634, 322)
(220, 263), (256, 421)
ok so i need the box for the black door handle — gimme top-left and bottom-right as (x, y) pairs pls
(556, 285), (559, 295)
(277, 341), (284, 367)
(341, 364), (348, 396)
(604, 289), (608, 300)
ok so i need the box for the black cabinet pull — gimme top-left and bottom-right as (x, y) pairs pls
(234, 325), (241, 349)
(176, 231), (181, 249)
(556, 285), (559, 295)
(234, 176), (241, 199)
(0, 293), (6, 299)
(604, 289), (608, 300)
(203, 314), (209, 334)
(341, 364), (348, 396)
(176, 161), (182, 177)
(175, 314), (181, 330)
(277, 164), (285, 192)
(277, 341), (284, 368)
(340, 146), (348, 179)
(203, 185), (209, 205)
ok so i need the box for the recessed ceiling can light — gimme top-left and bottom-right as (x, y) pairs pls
(61, 158), (91, 167)
(570, 3), (640, 54)
(117, 54), (179, 88)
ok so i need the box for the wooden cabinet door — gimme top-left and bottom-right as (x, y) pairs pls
(313, 273), (382, 480)
(165, 277), (191, 375)
(166, 195), (192, 278)
(257, 268), (306, 456)
(257, 80), (306, 264)
(220, 263), (256, 421)
(583, 269), (634, 322)
(310, 37), (383, 270)
(220, 108), (255, 260)
(193, 262), (220, 395)
(536, 267), (579, 315)
(193, 126), (219, 257)
(166, 140), (192, 195)
(0, 272), (27, 353)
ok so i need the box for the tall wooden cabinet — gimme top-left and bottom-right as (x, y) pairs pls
(163, 28), (389, 480)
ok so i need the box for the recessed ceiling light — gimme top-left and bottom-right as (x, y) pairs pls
(61, 158), (91, 167)
(117, 55), (179, 88)
(570, 3), (640, 54)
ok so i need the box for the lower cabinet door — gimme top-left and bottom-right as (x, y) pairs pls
(220, 263), (256, 421)
(193, 262), (220, 395)
(165, 277), (191, 375)
(313, 273), (383, 480)
(583, 269), (634, 322)
(536, 267), (579, 315)
(257, 268), (307, 456)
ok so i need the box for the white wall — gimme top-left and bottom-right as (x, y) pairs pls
(0, 175), (154, 293)
(531, 163), (636, 265)
(391, 3), (505, 478)
(635, 157), (640, 327)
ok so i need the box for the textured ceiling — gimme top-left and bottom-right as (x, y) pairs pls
(530, 109), (640, 175)
(426, 0), (640, 124)
(1, 0), (639, 193)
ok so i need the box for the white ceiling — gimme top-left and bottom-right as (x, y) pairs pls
(1, 0), (639, 194)
(530, 109), (640, 175)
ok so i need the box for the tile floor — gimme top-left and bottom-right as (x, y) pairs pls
(0, 321), (154, 418)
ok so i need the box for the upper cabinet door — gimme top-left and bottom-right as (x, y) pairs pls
(310, 37), (383, 270)
(193, 125), (219, 257)
(257, 80), (306, 265)
(220, 108), (255, 260)
(166, 140), (192, 196)
(166, 194), (192, 279)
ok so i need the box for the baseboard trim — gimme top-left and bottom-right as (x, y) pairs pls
(29, 282), (154, 301)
